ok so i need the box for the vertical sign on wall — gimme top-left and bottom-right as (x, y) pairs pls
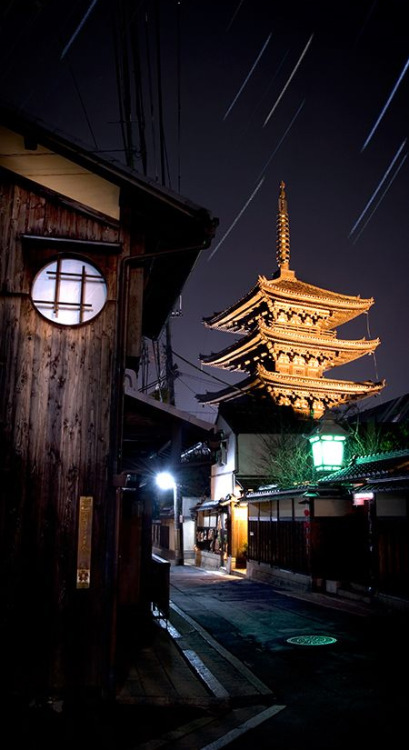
(76, 496), (93, 589)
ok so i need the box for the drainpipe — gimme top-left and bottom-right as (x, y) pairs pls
(112, 240), (213, 477)
(107, 239), (212, 693)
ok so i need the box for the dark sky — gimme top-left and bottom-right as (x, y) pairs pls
(1, 0), (408, 423)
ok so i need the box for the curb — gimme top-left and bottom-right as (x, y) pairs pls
(167, 600), (274, 698)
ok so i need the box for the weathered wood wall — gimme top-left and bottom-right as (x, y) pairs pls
(377, 516), (409, 597)
(248, 518), (310, 574)
(0, 175), (125, 695)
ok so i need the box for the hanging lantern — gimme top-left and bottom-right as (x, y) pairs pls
(308, 417), (347, 473)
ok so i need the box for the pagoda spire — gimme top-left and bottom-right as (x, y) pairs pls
(198, 180), (384, 418)
(276, 180), (290, 271)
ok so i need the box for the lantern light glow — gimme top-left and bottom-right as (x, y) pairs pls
(308, 425), (347, 473)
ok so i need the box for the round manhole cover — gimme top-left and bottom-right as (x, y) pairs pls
(286, 635), (337, 646)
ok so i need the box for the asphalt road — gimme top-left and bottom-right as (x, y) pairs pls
(169, 565), (409, 750)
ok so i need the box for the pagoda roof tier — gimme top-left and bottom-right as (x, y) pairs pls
(258, 365), (385, 418)
(203, 270), (374, 335)
(197, 181), (384, 418)
(257, 364), (385, 399)
(196, 375), (265, 405)
(196, 368), (385, 419)
(200, 330), (266, 371)
(201, 322), (380, 373)
(203, 286), (265, 333)
(260, 321), (380, 367)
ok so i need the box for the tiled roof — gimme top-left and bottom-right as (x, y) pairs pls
(347, 392), (409, 423)
(192, 498), (229, 511)
(320, 448), (409, 483)
(356, 478), (409, 493)
(217, 393), (307, 433)
(262, 275), (373, 307)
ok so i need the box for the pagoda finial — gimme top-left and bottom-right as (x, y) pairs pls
(276, 180), (290, 271)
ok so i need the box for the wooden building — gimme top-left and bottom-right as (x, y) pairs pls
(246, 449), (409, 608)
(246, 483), (357, 594)
(0, 106), (217, 700)
(318, 449), (409, 604)
(193, 396), (302, 572)
(197, 181), (384, 419)
(151, 438), (213, 565)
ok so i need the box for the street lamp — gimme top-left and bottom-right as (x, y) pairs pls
(156, 471), (176, 492)
(155, 471), (183, 565)
(308, 416), (347, 474)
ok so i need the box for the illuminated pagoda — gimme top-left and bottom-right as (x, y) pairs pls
(197, 181), (385, 420)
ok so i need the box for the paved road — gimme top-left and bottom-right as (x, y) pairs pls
(169, 565), (409, 750)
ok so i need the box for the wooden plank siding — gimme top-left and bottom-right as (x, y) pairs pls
(376, 517), (409, 597)
(0, 176), (123, 694)
(248, 516), (310, 575)
(246, 496), (409, 597)
(309, 514), (370, 585)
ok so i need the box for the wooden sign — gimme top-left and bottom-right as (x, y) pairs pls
(76, 496), (93, 589)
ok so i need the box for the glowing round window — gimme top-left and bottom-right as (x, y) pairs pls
(31, 257), (107, 325)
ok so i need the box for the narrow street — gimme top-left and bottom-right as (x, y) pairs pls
(169, 564), (409, 749)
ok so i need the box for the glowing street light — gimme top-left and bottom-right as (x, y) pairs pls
(156, 471), (176, 491)
(155, 471), (183, 565)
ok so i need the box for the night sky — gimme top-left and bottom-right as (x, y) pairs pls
(1, 0), (408, 423)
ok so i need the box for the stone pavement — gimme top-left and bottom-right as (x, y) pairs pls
(164, 564), (409, 750)
(4, 563), (408, 749)
(3, 566), (283, 750)
(115, 565), (285, 749)
(114, 562), (397, 749)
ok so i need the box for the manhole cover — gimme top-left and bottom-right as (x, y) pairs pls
(286, 635), (337, 646)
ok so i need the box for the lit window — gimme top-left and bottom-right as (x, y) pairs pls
(31, 257), (107, 325)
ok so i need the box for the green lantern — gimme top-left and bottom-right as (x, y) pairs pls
(308, 417), (347, 473)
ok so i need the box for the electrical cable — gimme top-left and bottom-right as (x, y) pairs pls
(154, 0), (166, 185)
(176, 0), (182, 193)
(365, 311), (382, 402)
(66, 63), (99, 149)
(144, 5), (159, 181)
(129, 1), (148, 174)
(111, 2), (128, 163)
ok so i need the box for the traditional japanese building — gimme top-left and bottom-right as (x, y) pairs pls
(197, 181), (385, 419)
(0, 105), (217, 700)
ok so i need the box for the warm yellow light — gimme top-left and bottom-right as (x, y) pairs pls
(234, 505), (247, 521)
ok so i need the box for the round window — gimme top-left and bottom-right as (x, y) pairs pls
(31, 257), (107, 325)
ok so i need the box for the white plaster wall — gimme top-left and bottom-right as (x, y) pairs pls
(376, 495), (407, 517)
(313, 499), (352, 517)
(211, 414), (236, 500)
(182, 497), (199, 553)
(236, 433), (276, 474)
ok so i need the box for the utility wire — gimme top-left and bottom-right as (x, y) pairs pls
(155, 0), (166, 185)
(365, 312), (381, 386)
(144, 7), (159, 181)
(129, 2), (148, 174)
(177, 0), (182, 192)
(172, 349), (256, 397)
(112, 3), (129, 165)
(66, 63), (99, 149)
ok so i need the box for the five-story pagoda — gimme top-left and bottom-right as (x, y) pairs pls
(197, 182), (385, 419)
